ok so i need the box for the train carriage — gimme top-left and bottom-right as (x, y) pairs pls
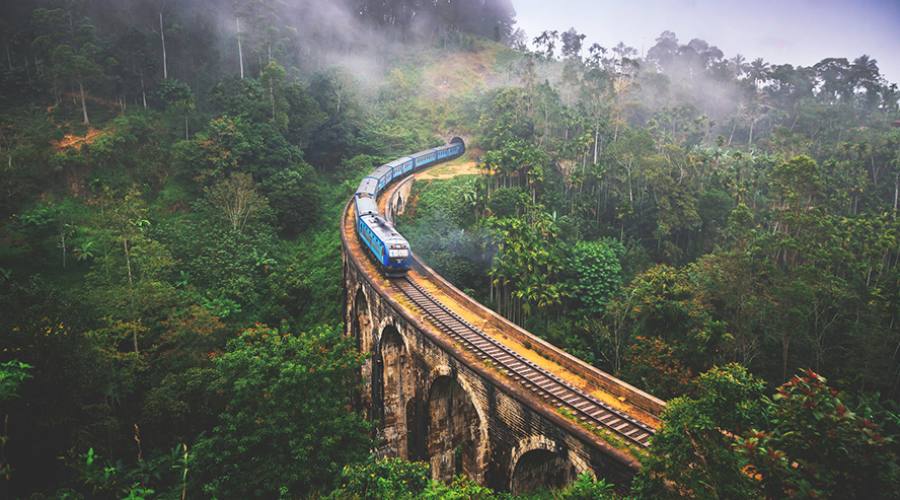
(387, 156), (415, 177)
(357, 177), (378, 197)
(411, 149), (438, 169)
(354, 138), (465, 276)
(372, 165), (394, 193)
(354, 195), (379, 217)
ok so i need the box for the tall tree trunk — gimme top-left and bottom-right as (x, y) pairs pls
(269, 78), (275, 121)
(123, 238), (134, 287)
(60, 228), (66, 268)
(159, 12), (168, 80)
(748, 117), (755, 148)
(236, 17), (244, 79)
(78, 80), (89, 125)
(140, 70), (147, 109)
(5, 43), (11, 71)
(893, 172), (898, 216)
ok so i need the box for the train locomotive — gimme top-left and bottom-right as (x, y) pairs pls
(354, 137), (465, 276)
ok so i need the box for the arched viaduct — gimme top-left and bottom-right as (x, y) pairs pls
(341, 164), (665, 493)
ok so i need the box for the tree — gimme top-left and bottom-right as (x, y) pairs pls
(192, 325), (369, 498)
(746, 57), (770, 90)
(568, 239), (623, 315)
(487, 210), (567, 325)
(261, 162), (319, 235)
(615, 264), (726, 395)
(326, 457), (430, 499)
(154, 78), (194, 139)
(848, 55), (883, 109)
(814, 58), (853, 103)
(0, 360), (32, 491)
(533, 30), (559, 60)
(560, 28), (586, 60)
(736, 370), (900, 499)
(260, 60), (288, 129)
(203, 172), (268, 234)
(84, 186), (176, 354)
(633, 364), (768, 499)
(32, 8), (103, 124)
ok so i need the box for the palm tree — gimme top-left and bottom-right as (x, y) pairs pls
(730, 54), (747, 79)
(747, 58), (770, 90)
(850, 55), (881, 108)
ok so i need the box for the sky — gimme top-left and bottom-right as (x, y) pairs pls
(513, 0), (900, 84)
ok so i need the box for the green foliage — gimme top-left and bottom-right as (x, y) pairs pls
(327, 457), (430, 499)
(614, 264), (725, 391)
(568, 239), (623, 315)
(633, 364), (770, 499)
(262, 162), (320, 235)
(488, 187), (528, 217)
(399, 177), (491, 294)
(487, 210), (568, 319)
(421, 475), (501, 499)
(554, 472), (616, 499)
(153, 79), (193, 110)
(192, 325), (370, 498)
(328, 459), (618, 500)
(67, 443), (190, 499)
(736, 370), (900, 499)
(636, 365), (900, 499)
(0, 360), (32, 402)
(621, 336), (695, 399)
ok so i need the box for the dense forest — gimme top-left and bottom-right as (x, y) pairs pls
(398, 23), (900, 499)
(1, 0), (898, 498)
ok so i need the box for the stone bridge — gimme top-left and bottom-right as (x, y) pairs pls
(341, 165), (665, 494)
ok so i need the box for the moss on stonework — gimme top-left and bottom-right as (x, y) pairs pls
(557, 407), (646, 458)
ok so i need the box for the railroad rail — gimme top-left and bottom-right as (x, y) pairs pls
(391, 276), (655, 448)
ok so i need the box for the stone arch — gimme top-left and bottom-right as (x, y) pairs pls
(351, 287), (373, 354)
(376, 324), (410, 458)
(351, 286), (375, 419)
(426, 372), (487, 483)
(508, 436), (590, 495)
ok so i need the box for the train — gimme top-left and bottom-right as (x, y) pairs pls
(354, 137), (466, 276)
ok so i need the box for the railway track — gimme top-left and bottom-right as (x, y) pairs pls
(391, 276), (655, 448)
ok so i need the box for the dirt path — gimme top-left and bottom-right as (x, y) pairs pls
(415, 159), (481, 180)
(53, 128), (105, 150)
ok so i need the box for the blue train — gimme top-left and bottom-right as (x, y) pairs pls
(354, 137), (466, 276)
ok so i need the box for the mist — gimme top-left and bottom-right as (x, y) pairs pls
(514, 0), (900, 85)
(59, 0), (518, 93)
